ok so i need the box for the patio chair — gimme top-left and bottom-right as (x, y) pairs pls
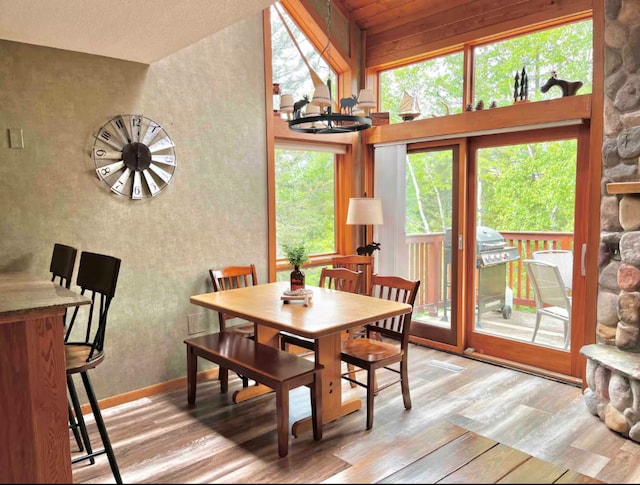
(532, 249), (573, 291)
(523, 259), (572, 349)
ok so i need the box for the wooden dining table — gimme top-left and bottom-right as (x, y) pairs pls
(0, 272), (91, 484)
(189, 280), (412, 436)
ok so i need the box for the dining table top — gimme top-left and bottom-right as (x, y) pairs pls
(0, 271), (90, 318)
(190, 280), (412, 340)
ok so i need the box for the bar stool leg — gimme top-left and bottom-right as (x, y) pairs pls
(67, 375), (95, 465)
(81, 371), (122, 484)
(68, 400), (84, 452)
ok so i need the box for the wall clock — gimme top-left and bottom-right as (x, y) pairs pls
(92, 114), (176, 199)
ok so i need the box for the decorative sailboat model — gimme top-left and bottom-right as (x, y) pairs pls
(398, 91), (421, 121)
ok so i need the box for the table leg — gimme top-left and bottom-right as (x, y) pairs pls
(291, 332), (362, 437)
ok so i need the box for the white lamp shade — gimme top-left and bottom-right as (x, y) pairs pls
(305, 104), (320, 116)
(357, 88), (376, 108)
(280, 94), (294, 113)
(346, 197), (384, 225)
(312, 83), (331, 107)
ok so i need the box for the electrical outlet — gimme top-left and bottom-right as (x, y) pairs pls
(187, 313), (206, 335)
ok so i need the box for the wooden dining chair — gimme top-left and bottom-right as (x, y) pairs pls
(332, 254), (380, 342)
(209, 264), (259, 390)
(331, 254), (373, 295)
(279, 266), (363, 353)
(64, 251), (122, 484)
(340, 274), (420, 430)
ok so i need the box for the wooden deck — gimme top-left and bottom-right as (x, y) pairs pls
(415, 307), (568, 349)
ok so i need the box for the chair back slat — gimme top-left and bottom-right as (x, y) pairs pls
(319, 267), (362, 294)
(209, 264), (258, 332)
(367, 274), (420, 342)
(332, 255), (373, 295)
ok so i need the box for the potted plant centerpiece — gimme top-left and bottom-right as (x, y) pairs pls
(282, 243), (309, 291)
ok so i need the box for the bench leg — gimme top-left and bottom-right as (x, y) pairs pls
(219, 367), (229, 394)
(311, 371), (322, 441)
(275, 384), (289, 458)
(187, 345), (197, 408)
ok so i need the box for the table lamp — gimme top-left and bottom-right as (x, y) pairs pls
(346, 197), (384, 255)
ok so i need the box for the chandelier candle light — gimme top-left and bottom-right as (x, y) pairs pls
(276, 0), (373, 134)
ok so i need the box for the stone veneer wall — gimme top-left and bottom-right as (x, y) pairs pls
(581, 0), (640, 443)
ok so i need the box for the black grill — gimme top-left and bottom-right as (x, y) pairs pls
(443, 226), (520, 321)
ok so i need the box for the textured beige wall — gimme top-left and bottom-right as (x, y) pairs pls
(0, 14), (268, 399)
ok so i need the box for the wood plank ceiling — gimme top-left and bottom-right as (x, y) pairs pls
(333, 0), (592, 69)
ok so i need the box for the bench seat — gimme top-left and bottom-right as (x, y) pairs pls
(184, 332), (322, 457)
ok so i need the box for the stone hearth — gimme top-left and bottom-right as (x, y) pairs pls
(580, 0), (640, 444)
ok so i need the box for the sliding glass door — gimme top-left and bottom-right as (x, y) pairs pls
(465, 126), (587, 376)
(375, 140), (464, 347)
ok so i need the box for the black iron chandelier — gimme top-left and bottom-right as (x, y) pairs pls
(276, 0), (374, 134)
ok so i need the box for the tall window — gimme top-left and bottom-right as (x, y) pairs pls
(271, 3), (336, 111)
(474, 20), (592, 107)
(275, 147), (336, 281)
(379, 52), (464, 123)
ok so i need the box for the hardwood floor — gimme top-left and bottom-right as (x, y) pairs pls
(71, 343), (640, 483)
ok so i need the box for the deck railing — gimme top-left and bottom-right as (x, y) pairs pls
(407, 231), (574, 314)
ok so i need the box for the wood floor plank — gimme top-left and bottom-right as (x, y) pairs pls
(496, 455), (566, 483)
(555, 469), (606, 483)
(322, 421), (468, 483)
(378, 431), (497, 483)
(437, 442), (530, 484)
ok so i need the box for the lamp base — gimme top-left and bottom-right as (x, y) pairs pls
(356, 242), (381, 256)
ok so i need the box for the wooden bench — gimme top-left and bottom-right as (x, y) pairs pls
(184, 332), (323, 457)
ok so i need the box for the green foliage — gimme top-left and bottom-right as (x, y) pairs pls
(380, 52), (464, 123)
(275, 148), (336, 257)
(476, 141), (577, 231)
(474, 20), (592, 106)
(282, 242), (310, 268)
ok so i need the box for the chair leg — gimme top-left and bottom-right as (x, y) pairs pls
(68, 400), (84, 452)
(81, 372), (122, 484)
(531, 313), (542, 343)
(311, 371), (322, 441)
(563, 320), (571, 349)
(187, 345), (197, 406)
(240, 373), (249, 388)
(366, 367), (376, 430)
(400, 358), (412, 410)
(67, 375), (95, 465)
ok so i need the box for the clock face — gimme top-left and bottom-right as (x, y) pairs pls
(92, 114), (176, 199)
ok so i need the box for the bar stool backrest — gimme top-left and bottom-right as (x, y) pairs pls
(50, 243), (77, 289)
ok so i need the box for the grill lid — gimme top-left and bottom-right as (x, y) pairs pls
(445, 226), (506, 251)
(476, 226), (505, 251)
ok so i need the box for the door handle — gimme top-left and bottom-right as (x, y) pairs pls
(581, 243), (587, 276)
